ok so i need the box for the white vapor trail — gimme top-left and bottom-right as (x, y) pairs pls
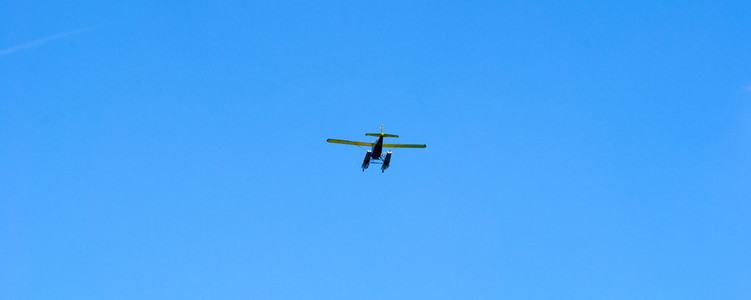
(0, 27), (93, 56)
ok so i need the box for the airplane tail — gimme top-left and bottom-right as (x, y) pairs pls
(366, 133), (399, 137)
(366, 125), (399, 138)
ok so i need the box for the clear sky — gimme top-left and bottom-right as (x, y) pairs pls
(2, 1), (750, 299)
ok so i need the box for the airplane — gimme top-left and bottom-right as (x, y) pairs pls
(327, 125), (426, 172)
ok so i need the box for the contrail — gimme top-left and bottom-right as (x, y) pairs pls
(0, 27), (93, 56)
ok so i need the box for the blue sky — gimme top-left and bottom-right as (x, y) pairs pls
(2, 1), (750, 298)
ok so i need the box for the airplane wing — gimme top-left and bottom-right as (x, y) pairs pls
(382, 143), (427, 148)
(326, 139), (373, 146)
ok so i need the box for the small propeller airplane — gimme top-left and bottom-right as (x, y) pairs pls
(327, 125), (426, 172)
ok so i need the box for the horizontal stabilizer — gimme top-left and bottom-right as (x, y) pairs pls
(366, 133), (399, 138)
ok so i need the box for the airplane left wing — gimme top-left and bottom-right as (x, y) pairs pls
(326, 139), (373, 146)
(382, 143), (427, 148)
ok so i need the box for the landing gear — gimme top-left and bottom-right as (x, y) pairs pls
(361, 150), (371, 171)
(381, 151), (391, 173)
(359, 150), (394, 173)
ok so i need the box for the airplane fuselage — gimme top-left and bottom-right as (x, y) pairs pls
(371, 136), (384, 159)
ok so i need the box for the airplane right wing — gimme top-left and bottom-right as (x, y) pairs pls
(382, 143), (427, 148)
